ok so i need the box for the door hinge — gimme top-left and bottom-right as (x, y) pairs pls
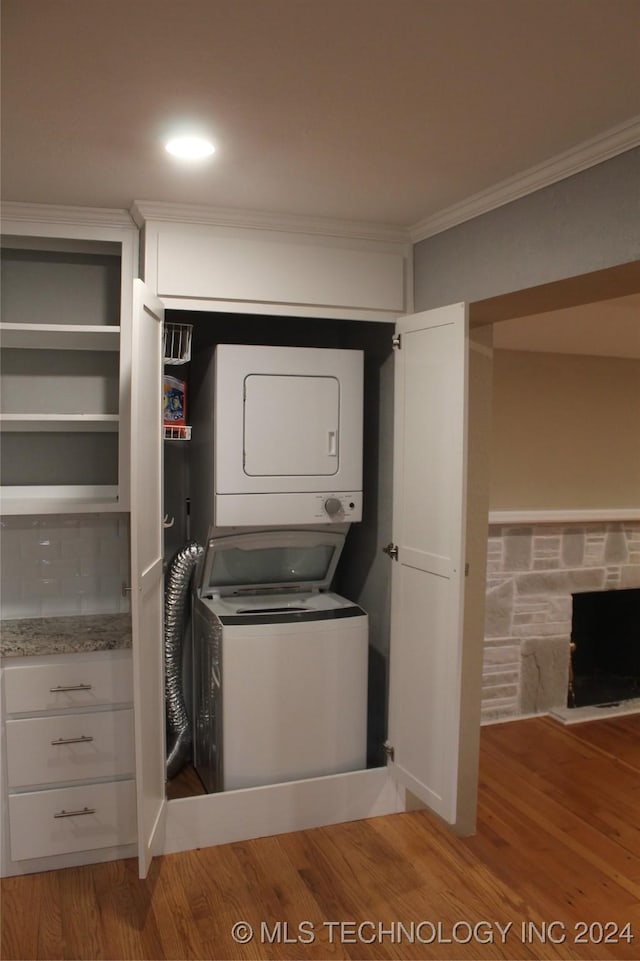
(392, 333), (402, 350)
(382, 542), (399, 561)
(383, 741), (395, 763)
(465, 562), (470, 577)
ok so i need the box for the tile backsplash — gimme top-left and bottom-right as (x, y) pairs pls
(0, 514), (131, 619)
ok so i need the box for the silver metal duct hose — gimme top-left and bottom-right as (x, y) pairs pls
(164, 540), (204, 779)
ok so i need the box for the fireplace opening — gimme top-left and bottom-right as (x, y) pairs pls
(569, 587), (640, 708)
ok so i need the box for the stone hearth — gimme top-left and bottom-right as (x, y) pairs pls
(481, 521), (640, 722)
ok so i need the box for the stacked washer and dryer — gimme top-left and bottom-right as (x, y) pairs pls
(189, 344), (368, 793)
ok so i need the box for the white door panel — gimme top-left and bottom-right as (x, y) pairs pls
(391, 564), (450, 809)
(401, 324), (461, 567)
(130, 279), (166, 878)
(388, 303), (469, 826)
(400, 547), (450, 579)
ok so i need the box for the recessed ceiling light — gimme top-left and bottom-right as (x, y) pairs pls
(165, 136), (216, 160)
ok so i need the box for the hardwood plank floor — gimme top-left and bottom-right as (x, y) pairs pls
(2, 714), (639, 960)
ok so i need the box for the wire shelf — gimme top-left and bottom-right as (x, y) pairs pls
(163, 323), (192, 365)
(163, 425), (192, 441)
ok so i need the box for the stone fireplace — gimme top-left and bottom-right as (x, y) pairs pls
(481, 520), (640, 722)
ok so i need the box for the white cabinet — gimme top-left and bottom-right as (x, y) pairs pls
(132, 202), (412, 322)
(0, 203), (486, 882)
(0, 205), (137, 515)
(6, 709), (135, 787)
(133, 204), (486, 879)
(0, 204), (142, 878)
(0, 650), (136, 875)
(3, 653), (133, 714)
(8, 780), (136, 862)
(129, 280), (166, 877)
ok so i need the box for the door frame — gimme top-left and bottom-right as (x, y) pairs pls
(470, 260), (640, 731)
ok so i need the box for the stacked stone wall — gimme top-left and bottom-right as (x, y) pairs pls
(482, 521), (640, 722)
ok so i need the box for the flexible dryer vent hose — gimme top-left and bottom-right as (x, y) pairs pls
(164, 540), (204, 779)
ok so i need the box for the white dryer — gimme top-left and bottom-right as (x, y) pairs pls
(192, 527), (368, 793)
(190, 344), (364, 535)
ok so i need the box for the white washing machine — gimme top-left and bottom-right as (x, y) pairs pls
(193, 527), (368, 793)
(190, 343), (364, 538)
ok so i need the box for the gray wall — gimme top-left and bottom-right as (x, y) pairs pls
(414, 148), (640, 310)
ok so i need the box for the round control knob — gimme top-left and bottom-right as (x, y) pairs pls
(324, 497), (343, 516)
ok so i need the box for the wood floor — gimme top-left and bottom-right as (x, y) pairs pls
(2, 714), (640, 960)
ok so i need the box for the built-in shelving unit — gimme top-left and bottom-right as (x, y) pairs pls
(0, 225), (133, 515)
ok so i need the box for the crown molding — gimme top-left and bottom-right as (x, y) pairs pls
(3, 117), (638, 248)
(131, 200), (411, 246)
(1, 201), (136, 230)
(409, 115), (640, 243)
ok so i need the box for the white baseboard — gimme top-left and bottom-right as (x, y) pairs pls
(163, 766), (395, 855)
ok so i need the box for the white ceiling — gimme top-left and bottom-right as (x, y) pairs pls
(493, 294), (640, 359)
(2, 1), (639, 358)
(2, 0), (640, 228)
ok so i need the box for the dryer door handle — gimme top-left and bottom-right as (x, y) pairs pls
(328, 430), (338, 456)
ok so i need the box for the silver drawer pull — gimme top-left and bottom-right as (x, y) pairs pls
(49, 684), (93, 693)
(51, 735), (94, 746)
(53, 807), (96, 819)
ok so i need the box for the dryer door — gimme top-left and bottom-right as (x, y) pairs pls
(244, 373), (339, 477)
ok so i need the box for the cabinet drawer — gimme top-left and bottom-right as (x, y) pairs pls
(3, 654), (132, 714)
(5, 709), (134, 788)
(8, 779), (137, 861)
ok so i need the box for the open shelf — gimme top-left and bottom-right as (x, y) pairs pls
(0, 323), (120, 351)
(0, 414), (119, 432)
(163, 322), (192, 365)
(0, 485), (121, 515)
(163, 425), (192, 441)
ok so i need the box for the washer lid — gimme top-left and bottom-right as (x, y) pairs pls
(200, 528), (347, 596)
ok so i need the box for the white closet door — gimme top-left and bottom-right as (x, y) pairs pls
(388, 303), (473, 827)
(130, 279), (166, 877)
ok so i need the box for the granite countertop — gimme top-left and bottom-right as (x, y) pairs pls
(0, 613), (132, 658)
